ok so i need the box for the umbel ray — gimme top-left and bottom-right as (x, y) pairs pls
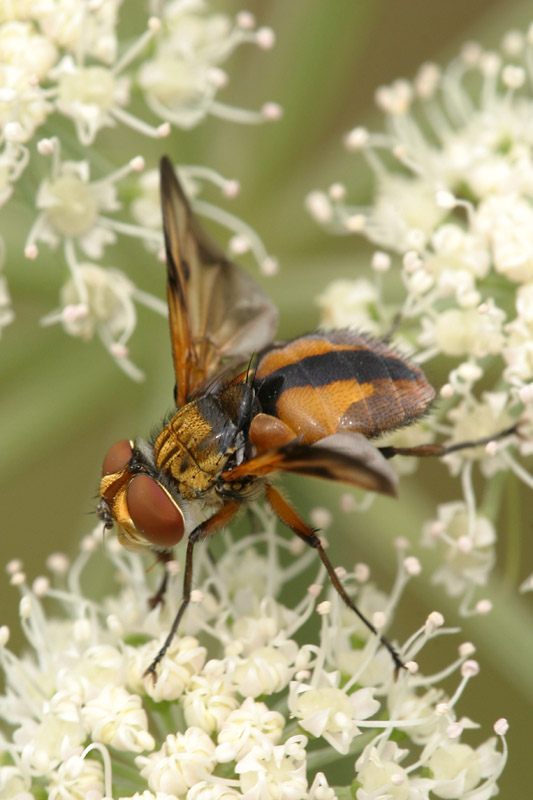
(97, 157), (519, 680)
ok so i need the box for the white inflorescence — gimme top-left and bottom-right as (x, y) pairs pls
(0, 2), (279, 374)
(0, 511), (508, 799)
(309, 21), (533, 609)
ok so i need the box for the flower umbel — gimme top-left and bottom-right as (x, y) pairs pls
(1, 510), (508, 799)
(309, 21), (533, 606)
(0, 1), (279, 373)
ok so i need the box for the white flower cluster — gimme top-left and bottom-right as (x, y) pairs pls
(308, 23), (533, 602)
(0, 0), (279, 375)
(0, 511), (508, 799)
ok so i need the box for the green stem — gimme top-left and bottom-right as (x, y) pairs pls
(479, 470), (506, 520)
(503, 471), (522, 589)
(331, 789), (353, 800)
(107, 753), (145, 794)
(305, 731), (373, 771)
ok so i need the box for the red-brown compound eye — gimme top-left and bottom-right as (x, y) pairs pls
(102, 439), (133, 476)
(127, 474), (185, 547)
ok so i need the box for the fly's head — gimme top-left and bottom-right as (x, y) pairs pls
(97, 438), (186, 552)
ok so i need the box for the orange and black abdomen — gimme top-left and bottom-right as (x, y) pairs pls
(253, 332), (435, 444)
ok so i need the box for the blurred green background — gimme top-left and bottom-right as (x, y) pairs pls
(2, 0), (532, 794)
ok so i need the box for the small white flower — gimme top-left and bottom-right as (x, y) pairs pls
(187, 782), (243, 800)
(53, 56), (131, 145)
(183, 659), (239, 733)
(14, 708), (86, 775)
(138, 35), (219, 130)
(367, 175), (446, 252)
(139, 1), (278, 129)
(308, 772), (337, 800)
(0, 135), (29, 205)
(236, 734), (308, 800)
(336, 646), (393, 690)
(355, 741), (412, 800)
(230, 644), (295, 698)
(82, 685), (155, 753)
(515, 282), (533, 322)
(31, 156), (121, 256)
(475, 194), (533, 283)
(47, 753), (105, 800)
(27, 6), (169, 142)
(426, 742), (482, 798)
(0, 21), (58, 79)
(64, 643), (125, 701)
(305, 190), (333, 223)
(422, 305), (505, 359)
(131, 167), (171, 232)
(387, 684), (446, 745)
(375, 78), (414, 115)
(445, 392), (514, 472)
(425, 223), (490, 294)
(33, 0), (122, 63)
(424, 224), (490, 307)
(216, 697), (285, 763)
(503, 317), (533, 384)
(41, 261), (166, 380)
(422, 502), (496, 597)
(0, 63), (51, 143)
(317, 278), (384, 335)
(130, 635), (207, 703)
(0, 20), (57, 151)
(289, 672), (379, 754)
(136, 727), (216, 795)
(0, 765), (30, 798)
(53, 265), (137, 340)
(476, 735), (507, 783)
(220, 547), (283, 617)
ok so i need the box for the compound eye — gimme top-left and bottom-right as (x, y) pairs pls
(102, 439), (133, 476)
(127, 474), (185, 547)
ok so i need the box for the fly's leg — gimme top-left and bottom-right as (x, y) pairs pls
(265, 483), (404, 675)
(144, 500), (241, 682)
(379, 423), (520, 460)
(147, 551), (173, 610)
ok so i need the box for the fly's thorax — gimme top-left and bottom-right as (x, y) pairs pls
(153, 392), (248, 499)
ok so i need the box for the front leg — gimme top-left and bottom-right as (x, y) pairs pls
(147, 550), (173, 610)
(144, 499), (241, 682)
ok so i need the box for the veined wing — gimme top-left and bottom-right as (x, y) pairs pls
(160, 157), (279, 406)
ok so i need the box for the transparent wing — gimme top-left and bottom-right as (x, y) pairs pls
(160, 156), (279, 406)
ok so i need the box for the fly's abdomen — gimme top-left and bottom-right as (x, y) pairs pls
(254, 333), (435, 443)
